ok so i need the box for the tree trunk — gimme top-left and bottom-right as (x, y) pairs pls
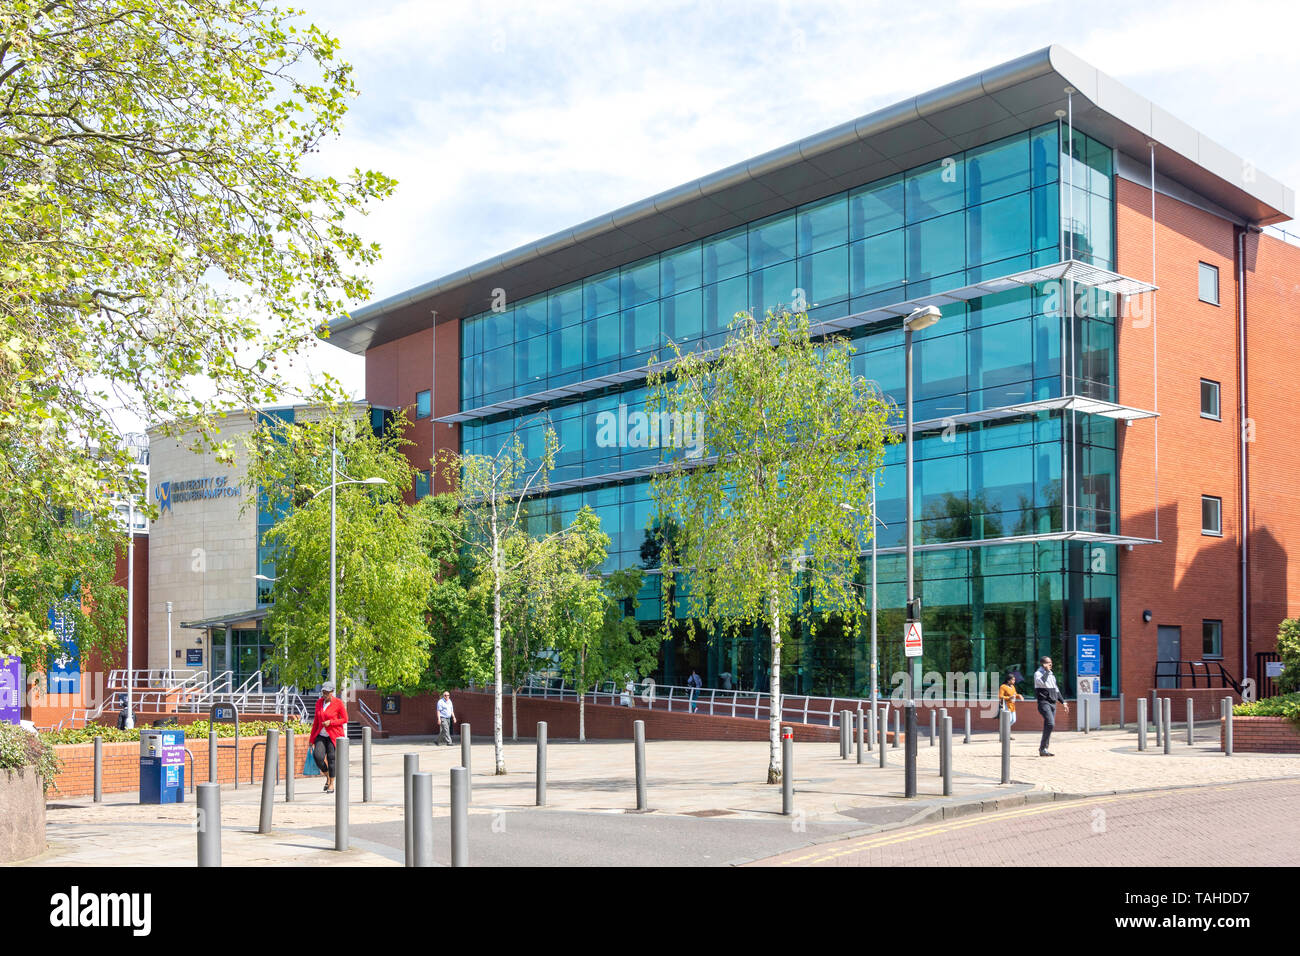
(492, 529), (506, 774)
(578, 647), (586, 743)
(767, 574), (782, 784)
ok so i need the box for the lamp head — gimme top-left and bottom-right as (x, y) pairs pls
(904, 306), (942, 332)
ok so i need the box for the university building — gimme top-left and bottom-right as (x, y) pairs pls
(326, 46), (1299, 708)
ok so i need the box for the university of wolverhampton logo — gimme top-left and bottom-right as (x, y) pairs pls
(155, 481), (171, 514)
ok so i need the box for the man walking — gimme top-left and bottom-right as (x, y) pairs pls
(437, 691), (455, 746)
(687, 669), (703, 713)
(1033, 656), (1069, 757)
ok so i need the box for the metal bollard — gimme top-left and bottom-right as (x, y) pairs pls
(942, 716), (953, 796)
(1224, 697), (1234, 757)
(362, 726), (372, 803)
(964, 708), (971, 744)
(1186, 698), (1194, 746)
(412, 772), (433, 867)
(1119, 692), (1126, 730)
(856, 709), (864, 764)
(904, 704), (917, 798)
(404, 753), (419, 866)
(1162, 698), (1171, 755)
(1152, 691), (1162, 747)
(999, 708), (1011, 784)
(258, 728), (278, 834)
(840, 709), (849, 759)
(1083, 698), (1090, 734)
(460, 723), (472, 801)
(878, 707), (886, 768)
(893, 708), (901, 749)
(450, 765), (469, 867)
(536, 722), (547, 807)
(867, 705), (876, 752)
(633, 720), (648, 810)
(1137, 698), (1147, 751)
(286, 728), (295, 803)
(781, 727), (793, 815)
(197, 782), (221, 867)
(335, 737), (349, 851)
(93, 736), (103, 803)
(929, 708), (937, 746)
(209, 730), (218, 784)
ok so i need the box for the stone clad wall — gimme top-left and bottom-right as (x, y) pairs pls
(0, 768), (47, 864)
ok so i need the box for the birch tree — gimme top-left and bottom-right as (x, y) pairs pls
(646, 308), (894, 783)
(437, 419), (561, 775)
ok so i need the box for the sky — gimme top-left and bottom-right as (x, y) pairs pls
(288, 0), (1300, 399)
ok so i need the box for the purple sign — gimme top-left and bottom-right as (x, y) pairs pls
(161, 745), (185, 766)
(0, 656), (19, 724)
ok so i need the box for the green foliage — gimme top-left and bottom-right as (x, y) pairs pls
(646, 308), (895, 780)
(39, 719), (310, 745)
(0, 722), (61, 793)
(1275, 619), (1300, 695)
(0, 0), (394, 657)
(1233, 692), (1300, 726)
(248, 410), (436, 691)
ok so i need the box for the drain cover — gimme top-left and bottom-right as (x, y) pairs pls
(683, 809), (734, 817)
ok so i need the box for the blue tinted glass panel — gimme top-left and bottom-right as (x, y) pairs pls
(849, 175), (904, 239)
(586, 312), (620, 364)
(1030, 124), (1059, 188)
(703, 276), (748, 336)
(621, 258), (659, 308)
(663, 289), (702, 343)
(516, 296), (547, 339)
(967, 192), (1031, 267)
(550, 325), (582, 374)
(483, 309), (514, 350)
(584, 270), (620, 320)
(797, 194), (848, 254)
(750, 260), (795, 316)
(906, 211), (965, 282)
(622, 302), (660, 357)
(749, 212), (796, 270)
(549, 284), (583, 329)
(966, 133), (1030, 206)
(415, 390), (431, 419)
(798, 246), (849, 307)
(850, 230), (904, 297)
(702, 227), (747, 284)
(661, 242), (702, 294)
(905, 158), (965, 223)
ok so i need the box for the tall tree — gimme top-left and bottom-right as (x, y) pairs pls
(647, 308), (894, 783)
(0, 0), (394, 655)
(246, 408), (434, 691)
(437, 417), (563, 775)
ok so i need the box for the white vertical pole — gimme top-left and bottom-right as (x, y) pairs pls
(329, 426), (337, 688)
(125, 494), (135, 729)
(166, 601), (173, 683)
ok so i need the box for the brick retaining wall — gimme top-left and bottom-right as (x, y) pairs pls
(1221, 716), (1300, 753)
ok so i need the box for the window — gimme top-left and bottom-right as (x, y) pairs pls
(415, 470), (431, 499)
(1203, 620), (1223, 659)
(1198, 262), (1219, 305)
(415, 389), (431, 419)
(1201, 495), (1222, 536)
(1200, 379), (1220, 420)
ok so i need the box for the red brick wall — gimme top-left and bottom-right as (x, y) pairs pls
(1241, 233), (1300, 665)
(1220, 715), (1300, 753)
(365, 327), (436, 501)
(50, 732), (315, 798)
(1114, 176), (1246, 695)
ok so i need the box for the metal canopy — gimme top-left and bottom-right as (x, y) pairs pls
(179, 608), (268, 630)
(436, 259), (1157, 425)
(328, 44), (1291, 357)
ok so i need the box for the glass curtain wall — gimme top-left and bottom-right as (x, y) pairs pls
(455, 122), (1121, 698)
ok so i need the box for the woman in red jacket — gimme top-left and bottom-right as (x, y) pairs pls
(309, 681), (348, 793)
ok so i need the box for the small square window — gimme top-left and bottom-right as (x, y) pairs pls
(1200, 379), (1221, 420)
(1198, 262), (1219, 305)
(415, 469), (431, 499)
(1201, 495), (1222, 536)
(1203, 620), (1223, 659)
(415, 390), (431, 419)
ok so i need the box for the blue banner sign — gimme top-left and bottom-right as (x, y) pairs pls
(1076, 633), (1102, 678)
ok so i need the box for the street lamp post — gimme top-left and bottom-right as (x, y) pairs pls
(307, 429), (387, 691)
(903, 305), (942, 703)
(841, 488), (887, 705)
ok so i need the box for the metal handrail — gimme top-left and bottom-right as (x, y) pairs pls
(1153, 659), (1242, 694)
(356, 697), (382, 735)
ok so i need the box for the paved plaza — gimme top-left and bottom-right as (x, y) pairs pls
(19, 725), (1300, 867)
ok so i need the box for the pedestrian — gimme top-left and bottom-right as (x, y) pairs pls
(999, 673), (1024, 740)
(1033, 656), (1069, 757)
(309, 681), (348, 793)
(437, 690), (456, 746)
(687, 669), (702, 713)
(719, 670), (733, 691)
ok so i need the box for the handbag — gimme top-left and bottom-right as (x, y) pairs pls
(302, 745), (321, 776)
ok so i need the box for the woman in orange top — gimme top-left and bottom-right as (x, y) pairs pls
(999, 674), (1025, 740)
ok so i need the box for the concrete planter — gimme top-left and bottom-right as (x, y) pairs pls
(0, 767), (47, 863)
